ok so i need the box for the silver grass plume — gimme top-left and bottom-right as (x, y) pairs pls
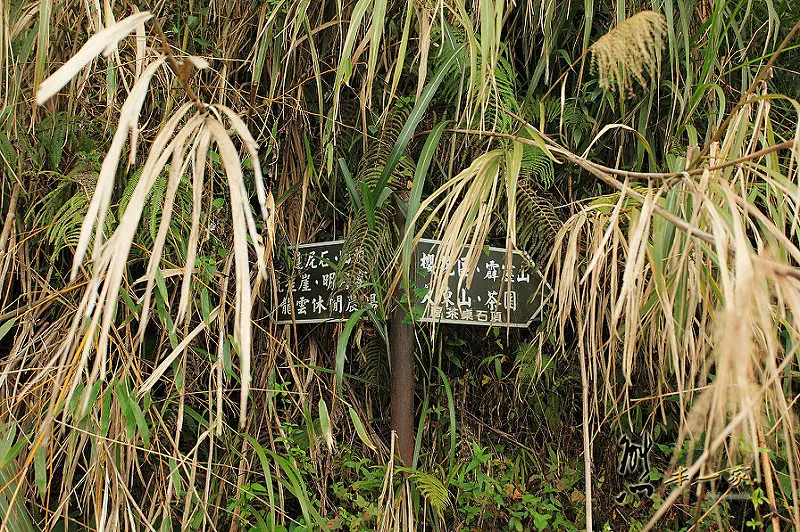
(590, 11), (667, 94)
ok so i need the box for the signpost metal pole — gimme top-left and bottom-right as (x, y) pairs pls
(389, 294), (415, 465)
(391, 196), (415, 466)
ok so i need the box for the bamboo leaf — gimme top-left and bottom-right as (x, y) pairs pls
(0, 318), (16, 342)
(336, 308), (370, 391)
(243, 437), (276, 532)
(348, 406), (376, 452)
(365, 45), (464, 224)
(36, 12), (153, 105)
(366, 0), (387, 96)
(318, 399), (333, 450)
(437, 367), (457, 475)
(403, 121), (449, 288)
(331, 0), (371, 108)
(339, 157), (362, 210)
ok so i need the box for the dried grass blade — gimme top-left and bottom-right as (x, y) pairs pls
(582, 180), (628, 282)
(209, 108), (267, 277)
(137, 122), (200, 342)
(128, 10), (148, 165)
(215, 105), (272, 266)
(206, 117), (254, 429)
(176, 128), (211, 328)
(71, 56), (167, 279)
(610, 187), (658, 326)
(36, 11), (152, 105)
(92, 109), (199, 365)
(137, 308), (219, 399)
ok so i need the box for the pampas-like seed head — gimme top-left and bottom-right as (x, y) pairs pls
(590, 11), (667, 94)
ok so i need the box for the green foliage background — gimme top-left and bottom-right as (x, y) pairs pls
(1, 0), (799, 531)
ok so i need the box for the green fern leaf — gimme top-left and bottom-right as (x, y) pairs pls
(409, 469), (450, 515)
(515, 183), (562, 260)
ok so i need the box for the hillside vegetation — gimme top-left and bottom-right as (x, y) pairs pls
(1, 0), (800, 530)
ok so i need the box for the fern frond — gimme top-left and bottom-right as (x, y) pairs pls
(409, 469), (450, 515)
(360, 103), (416, 191)
(338, 206), (394, 303)
(491, 55), (520, 119)
(147, 173), (167, 241)
(528, 98), (592, 140)
(120, 167), (194, 258)
(32, 164), (117, 258)
(520, 146), (555, 189)
(118, 167), (143, 216)
(516, 183), (562, 260)
(46, 194), (91, 258)
(360, 334), (388, 387)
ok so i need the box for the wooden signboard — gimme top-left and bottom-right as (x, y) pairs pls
(276, 239), (546, 326)
(275, 240), (369, 324)
(413, 238), (545, 327)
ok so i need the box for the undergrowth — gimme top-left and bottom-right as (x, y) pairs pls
(1, 0), (799, 531)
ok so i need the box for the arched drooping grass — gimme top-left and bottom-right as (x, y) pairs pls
(3, 12), (276, 528)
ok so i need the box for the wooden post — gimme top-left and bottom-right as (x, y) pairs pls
(390, 195), (415, 466)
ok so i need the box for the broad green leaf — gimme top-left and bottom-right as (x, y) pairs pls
(318, 399), (333, 449)
(101, 388), (112, 437)
(201, 288), (211, 324)
(0, 423), (17, 466)
(155, 267), (168, 305)
(116, 382), (137, 441)
(336, 308), (370, 391)
(34, 444), (47, 498)
(348, 406), (376, 452)
(0, 318), (16, 342)
(365, 45), (464, 227)
(338, 157), (361, 210)
(169, 457), (184, 498)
